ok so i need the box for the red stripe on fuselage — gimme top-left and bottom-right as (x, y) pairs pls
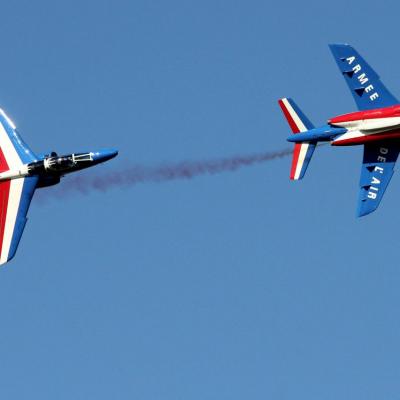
(290, 143), (301, 179)
(330, 105), (400, 124)
(279, 100), (300, 133)
(0, 147), (10, 257)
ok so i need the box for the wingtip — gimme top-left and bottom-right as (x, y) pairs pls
(329, 43), (351, 47)
(328, 43), (353, 54)
(356, 206), (374, 218)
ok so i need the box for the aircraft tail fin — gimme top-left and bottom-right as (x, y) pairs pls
(278, 98), (316, 180)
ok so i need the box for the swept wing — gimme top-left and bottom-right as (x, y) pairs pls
(329, 44), (398, 110)
(0, 110), (38, 264)
(357, 142), (399, 217)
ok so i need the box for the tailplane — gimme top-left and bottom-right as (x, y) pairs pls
(278, 98), (316, 180)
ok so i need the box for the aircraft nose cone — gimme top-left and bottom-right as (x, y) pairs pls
(92, 148), (119, 162)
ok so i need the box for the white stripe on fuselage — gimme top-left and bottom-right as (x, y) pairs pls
(332, 130), (365, 143)
(282, 98), (308, 132)
(332, 117), (400, 131)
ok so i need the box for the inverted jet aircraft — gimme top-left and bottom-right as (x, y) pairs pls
(0, 109), (117, 265)
(279, 44), (400, 217)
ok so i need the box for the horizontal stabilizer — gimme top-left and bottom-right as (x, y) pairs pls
(279, 98), (316, 180)
(278, 98), (314, 133)
(290, 142), (316, 180)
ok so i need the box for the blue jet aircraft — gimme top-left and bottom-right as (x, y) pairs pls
(0, 108), (117, 265)
(280, 44), (400, 217)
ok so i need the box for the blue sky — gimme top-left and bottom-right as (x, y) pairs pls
(0, 0), (400, 398)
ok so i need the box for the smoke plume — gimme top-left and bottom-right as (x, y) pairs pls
(40, 148), (292, 199)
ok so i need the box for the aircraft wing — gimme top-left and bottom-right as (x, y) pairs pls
(0, 109), (38, 264)
(0, 176), (38, 264)
(357, 142), (400, 217)
(329, 44), (399, 110)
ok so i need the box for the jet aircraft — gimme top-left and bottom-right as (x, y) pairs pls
(0, 109), (117, 265)
(279, 44), (400, 217)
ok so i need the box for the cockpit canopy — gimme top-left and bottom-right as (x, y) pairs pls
(44, 155), (74, 171)
(72, 153), (93, 162)
(43, 152), (94, 172)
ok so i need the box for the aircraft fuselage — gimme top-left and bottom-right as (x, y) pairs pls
(287, 104), (400, 146)
(0, 149), (118, 186)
